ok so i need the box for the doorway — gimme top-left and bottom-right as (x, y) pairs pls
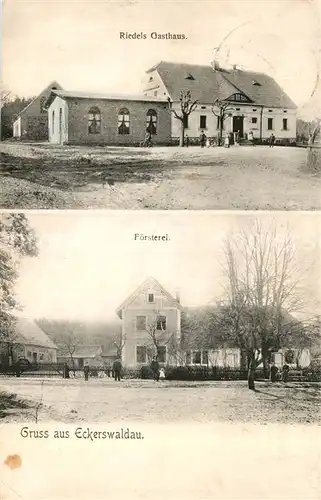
(233, 116), (244, 138)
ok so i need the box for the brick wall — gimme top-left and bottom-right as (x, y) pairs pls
(66, 98), (171, 145)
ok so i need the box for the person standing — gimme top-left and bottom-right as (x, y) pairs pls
(224, 134), (230, 148)
(84, 363), (90, 382)
(248, 131), (255, 146)
(145, 130), (152, 147)
(150, 357), (160, 381)
(113, 358), (122, 382)
(159, 367), (166, 381)
(199, 130), (206, 148)
(282, 363), (290, 383)
(270, 362), (278, 382)
(185, 134), (189, 147)
(269, 133), (275, 148)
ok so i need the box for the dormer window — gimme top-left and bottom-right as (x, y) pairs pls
(226, 93), (251, 103)
(147, 293), (155, 303)
(149, 76), (153, 82)
(185, 73), (195, 80)
(252, 81), (261, 86)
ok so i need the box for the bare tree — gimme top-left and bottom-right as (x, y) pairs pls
(56, 323), (82, 376)
(113, 332), (126, 359)
(143, 312), (174, 363)
(211, 98), (233, 145)
(307, 118), (321, 170)
(171, 91), (198, 147)
(219, 220), (309, 390)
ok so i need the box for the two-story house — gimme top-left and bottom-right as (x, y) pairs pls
(116, 277), (183, 367)
(143, 61), (297, 142)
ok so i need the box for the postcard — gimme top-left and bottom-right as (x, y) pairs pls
(0, 210), (320, 498)
(1, 0), (321, 210)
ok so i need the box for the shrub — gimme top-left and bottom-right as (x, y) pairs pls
(165, 366), (249, 381)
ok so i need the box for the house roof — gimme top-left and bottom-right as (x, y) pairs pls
(147, 61), (297, 109)
(44, 89), (168, 108)
(116, 276), (183, 319)
(16, 81), (63, 118)
(58, 345), (103, 358)
(15, 318), (58, 349)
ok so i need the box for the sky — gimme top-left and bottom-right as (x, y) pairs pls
(12, 211), (321, 322)
(2, 0), (321, 114)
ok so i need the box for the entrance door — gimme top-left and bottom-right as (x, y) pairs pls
(233, 116), (244, 138)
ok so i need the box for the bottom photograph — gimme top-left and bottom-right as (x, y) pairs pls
(0, 210), (320, 424)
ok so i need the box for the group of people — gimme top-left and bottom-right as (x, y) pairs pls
(192, 130), (276, 148)
(270, 362), (290, 383)
(81, 357), (166, 382)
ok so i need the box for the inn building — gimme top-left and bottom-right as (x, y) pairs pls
(143, 61), (297, 142)
(14, 60), (297, 145)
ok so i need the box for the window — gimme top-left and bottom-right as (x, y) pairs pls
(252, 81), (261, 86)
(52, 110), (55, 134)
(283, 110), (287, 113)
(235, 108), (240, 111)
(118, 107), (130, 135)
(202, 350), (209, 365)
(183, 115), (189, 129)
(146, 109), (157, 135)
(252, 108), (257, 112)
(283, 118), (288, 130)
(200, 115), (207, 129)
(27, 350), (32, 358)
(149, 76), (153, 82)
(284, 349), (295, 364)
(136, 315), (146, 330)
(147, 293), (155, 303)
(227, 93), (251, 103)
(156, 315), (166, 330)
(136, 346), (147, 363)
(157, 346), (166, 363)
(192, 351), (201, 364)
(153, 91), (158, 97)
(32, 352), (37, 362)
(252, 117), (257, 124)
(201, 106), (206, 110)
(268, 109), (273, 112)
(88, 106), (101, 134)
(186, 351), (191, 364)
(268, 118), (273, 130)
(39, 353), (44, 361)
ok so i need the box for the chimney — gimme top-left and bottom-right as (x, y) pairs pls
(175, 289), (180, 304)
(232, 64), (237, 70)
(210, 59), (220, 71)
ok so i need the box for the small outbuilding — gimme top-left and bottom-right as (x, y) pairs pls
(13, 81), (62, 141)
(44, 90), (171, 146)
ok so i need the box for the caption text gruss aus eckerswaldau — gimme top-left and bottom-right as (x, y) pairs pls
(20, 427), (144, 441)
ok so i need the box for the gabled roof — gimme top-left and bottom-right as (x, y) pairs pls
(15, 318), (58, 349)
(147, 61), (297, 109)
(16, 81), (63, 117)
(116, 277), (183, 319)
(44, 89), (168, 109)
(147, 61), (236, 104)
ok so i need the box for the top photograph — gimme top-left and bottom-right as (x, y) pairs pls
(1, 0), (320, 210)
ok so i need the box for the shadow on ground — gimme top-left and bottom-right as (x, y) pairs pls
(0, 391), (31, 419)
